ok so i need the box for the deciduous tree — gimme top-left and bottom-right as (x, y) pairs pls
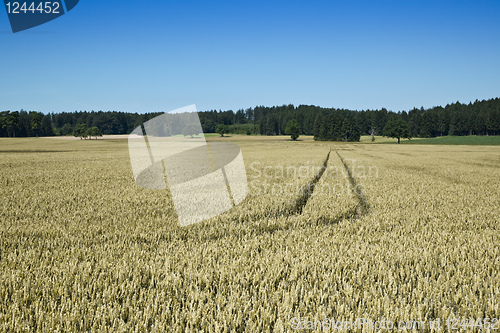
(383, 119), (411, 144)
(285, 119), (300, 141)
(215, 124), (227, 137)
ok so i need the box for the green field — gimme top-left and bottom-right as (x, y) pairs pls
(1, 137), (499, 331)
(400, 135), (500, 145)
(207, 134), (500, 145)
(359, 135), (500, 145)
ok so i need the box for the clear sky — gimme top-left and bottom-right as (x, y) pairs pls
(1, 0), (499, 114)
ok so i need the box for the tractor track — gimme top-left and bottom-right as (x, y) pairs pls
(249, 146), (370, 223)
(180, 148), (370, 240)
(334, 148), (370, 217)
(292, 150), (331, 215)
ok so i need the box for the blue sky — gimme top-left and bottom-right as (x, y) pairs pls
(1, 0), (499, 114)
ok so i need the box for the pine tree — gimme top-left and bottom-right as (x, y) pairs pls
(313, 114), (322, 140)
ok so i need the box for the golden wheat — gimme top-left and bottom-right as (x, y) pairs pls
(0, 137), (499, 332)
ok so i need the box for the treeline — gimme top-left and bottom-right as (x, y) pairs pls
(0, 110), (163, 138)
(199, 98), (500, 140)
(51, 110), (163, 136)
(0, 110), (53, 138)
(1, 98), (499, 140)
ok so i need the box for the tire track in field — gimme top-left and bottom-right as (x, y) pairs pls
(184, 149), (368, 241)
(256, 146), (371, 221)
(334, 148), (370, 217)
(292, 150), (331, 214)
(241, 150), (332, 221)
(253, 147), (370, 221)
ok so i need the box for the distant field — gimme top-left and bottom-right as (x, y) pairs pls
(210, 134), (500, 145)
(1, 137), (499, 331)
(206, 134), (315, 142)
(358, 135), (414, 144)
(400, 135), (500, 145)
(43, 134), (500, 146)
(360, 135), (500, 145)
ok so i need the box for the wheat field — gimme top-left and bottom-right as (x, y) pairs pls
(0, 137), (499, 332)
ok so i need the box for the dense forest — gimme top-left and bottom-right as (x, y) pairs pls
(1, 98), (499, 141)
